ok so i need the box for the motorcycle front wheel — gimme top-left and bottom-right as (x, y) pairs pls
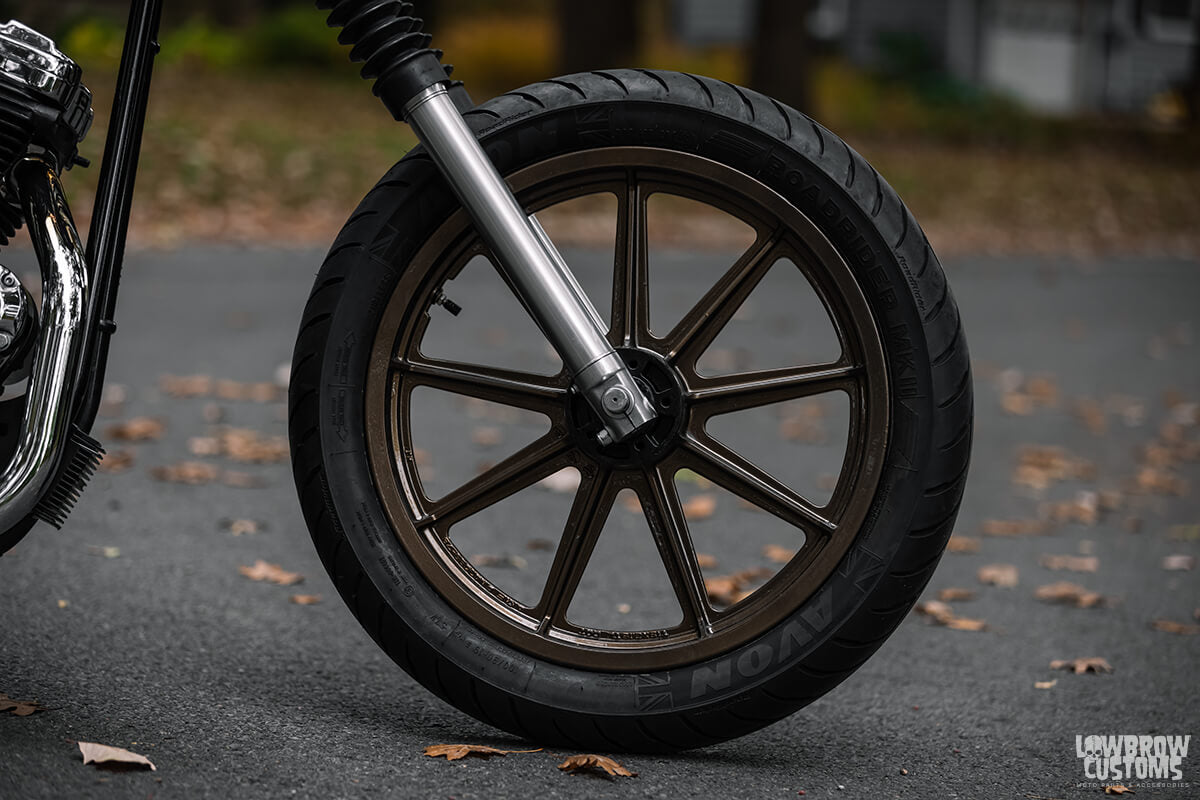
(289, 69), (972, 751)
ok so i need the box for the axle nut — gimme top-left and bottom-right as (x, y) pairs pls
(602, 385), (631, 415)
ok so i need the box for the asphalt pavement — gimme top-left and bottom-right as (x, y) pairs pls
(0, 244), (1197, 799)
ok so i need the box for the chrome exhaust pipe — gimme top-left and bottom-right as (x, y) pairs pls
(0, 157), (91, 531)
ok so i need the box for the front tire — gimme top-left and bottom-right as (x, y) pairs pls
(289, 70), (972, 751)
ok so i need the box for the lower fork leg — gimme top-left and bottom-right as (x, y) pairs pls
(402, 85), (657, 444)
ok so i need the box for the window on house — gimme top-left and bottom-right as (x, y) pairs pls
(1139, 0), (1199, 42)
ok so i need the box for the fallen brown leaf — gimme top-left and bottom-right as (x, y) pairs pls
(937, 587), (976, 602)
(1034, 679), (1057, 689)
(289, 594), (322, 605)
(1162, 554), (1196, 571)
(763, 544), (795, 564)
(682, 494), (716, 520)
(78, 741), (156, 771)
(1150, 619), (1200, 635)
(105, 417), (165, 442)
(219, 518), (265, 536)
(215, 428), (289, 463)
(945, 536), (981, 553)
(557, 753), (636, 778)
(150, 461), (220, 485)
(424, 744), (541, 761)
(1105, 784), (1134, 795)
(1039, 490), (1100, 526)
(943, 616), (988, 631)
(695, 553), (718, 569)
(1073, 398), (1108, 435)
(1035, 581), (1105, 608)
(0, 693), (46, 716)
(160, 373), (213, 397)
(978, 564), (1019, 588)
(98, 449), (135, 474)
(1038, 554), (1099, 573)
(1050, 657), (1112, 674)
(914, 600), (987, 631)
(187, 436), (221, 456)
(1012, 445), (1095, 491)
(1134, 466), (1187, 496)
(982, 519), (1049, 537)
(238, 559), (303, 586)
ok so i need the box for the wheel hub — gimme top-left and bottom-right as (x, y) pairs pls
(568, 347), (686, 468)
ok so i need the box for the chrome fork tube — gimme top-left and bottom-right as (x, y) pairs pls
(0, 158), (89, 530)
(404, 85), (656, 443)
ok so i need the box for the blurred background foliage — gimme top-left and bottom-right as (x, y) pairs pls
(0, 0), (1195, 255)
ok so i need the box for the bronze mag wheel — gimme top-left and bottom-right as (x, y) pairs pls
(366, 147), (890, 672)
(289, 70), (972, 751)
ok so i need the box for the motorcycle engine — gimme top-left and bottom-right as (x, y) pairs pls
(0, 20), (93, 245)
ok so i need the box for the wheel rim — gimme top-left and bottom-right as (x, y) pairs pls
(366, 147), (890, 672)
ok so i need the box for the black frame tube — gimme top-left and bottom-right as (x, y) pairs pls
(74, 0), (163, 430)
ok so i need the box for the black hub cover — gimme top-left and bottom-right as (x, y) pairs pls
(567, 347), (687, 468)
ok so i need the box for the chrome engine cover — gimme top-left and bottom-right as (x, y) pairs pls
(0, 21), (93, 244)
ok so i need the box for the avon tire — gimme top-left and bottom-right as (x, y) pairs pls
(288, 70), (972, 751)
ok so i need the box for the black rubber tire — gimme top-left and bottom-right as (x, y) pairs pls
(288, 69), (972, 752)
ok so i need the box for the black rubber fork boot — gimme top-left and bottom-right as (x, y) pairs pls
(316, 0), (472, 118)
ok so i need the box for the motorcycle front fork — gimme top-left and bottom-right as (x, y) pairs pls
(403, 85), (659, 445)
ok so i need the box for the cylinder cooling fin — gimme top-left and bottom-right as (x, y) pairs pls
(317, 0), (471, 119)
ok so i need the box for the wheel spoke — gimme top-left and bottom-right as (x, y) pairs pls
(633, 467), (713, 636)
(533, 468), (616, 631)
(690, 362), (861, 419)
(663, 228), (784, 364)
(680, 432), (836, 535)
(609, 173), (650, 347)
(398, 356), (568, 416)
(424, 433), (574, 527)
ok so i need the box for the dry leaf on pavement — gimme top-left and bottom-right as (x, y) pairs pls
(914, 600), (987, 632)
(1034, 680), (1057, 689)
(695, 553), (718, 569)
(98, 449), (135, 473)
(1038, 555), (1099, 573)
(937, 587), (976, 602)
(0, 693), (46, 716)
(763, 544), (795, 564)
(238, 559), (303, 586)
(557, 754), (637, 778)
(290, 594), (321, 605)
(682, 494), (716, 520)
(150, 461), (220, 485)
(1105, 784), (1134, 795)
(219, 518), (264, 536)
(160, 373), (213, 397)
(1050, 657), (1113, 674)
(946, 536), (981, 553)
(423, 744), (541, 761)
(78, 741), (156, 771)
(105, 417), (165, 441)
(981, 519), (1048, 537)
(1150, 619), (1200, 635)
(1162, 554), (1196, 571)
(1035, 581), (1105, 608)
(978, 564), (1019, 588)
